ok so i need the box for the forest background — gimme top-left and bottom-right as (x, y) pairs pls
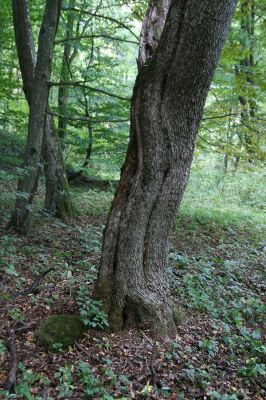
(0, 0), (265, 399)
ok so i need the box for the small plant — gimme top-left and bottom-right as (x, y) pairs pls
(0, 339), (6, 356)
(198, 337), (220, 357)
(238, 357), (266, 380)
(14, 363), (50, 400)
(51, 342), (64, 352)
(5, 263), (19, 277)
(0, 236), (17, 256)
(77, 285), (109, 329)
(183, 367), (210, 389)
(8, 307), (24, 321)
(54, 365), (75, 398)
(104, 368), (117, 386)
(208, 390), (239, 400)
(78, 361), (103, 398)
(164, 340), (183, 361)
(169, 251), (191, 268)
(77, 260), (98, 282)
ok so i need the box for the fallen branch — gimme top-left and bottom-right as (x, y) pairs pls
(12, 267), (54, 299)
(149, 341), (157, 385)
(67, 172), (118, 189)
(74, 341), (91, 358)
(2, 328), (18, 392)
(14, 321), (36, 333)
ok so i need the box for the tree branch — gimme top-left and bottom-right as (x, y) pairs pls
(47, 110), (130, 124)
(202, 113), (237, 121)
(55, 34), (138, 45)
(62, 7), (139, 40)
(49, 81), (131, 101)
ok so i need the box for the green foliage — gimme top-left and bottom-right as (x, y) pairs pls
(171, 217), (266, 391)
(77, 285), (109, 330)
(164, 340), (188, 362)
(14, 363), (50, 400)
(0, 339), (6, 355)
(78, 361), (130, 399)
(78, 361), (103, 398)
(54, 365), (75, 398)
(35, 314), (86, 350)
(238, 357), (266, 380)
(8, 307), (25, 321)
(208, 391), (238, 400)
(179, 155), (266, 228)
(5, 264), (19, 277)
(51, 342), (64, 352)
(198, 337), (220, 357)
(183, 367), (210, 390)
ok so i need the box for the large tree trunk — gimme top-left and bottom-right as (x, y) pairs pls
(10, 0), (74, 230)
(95, 0), (237, 335)
(9, 0), (62, 233)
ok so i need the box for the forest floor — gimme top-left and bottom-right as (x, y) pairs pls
(0, 181), (265, 400)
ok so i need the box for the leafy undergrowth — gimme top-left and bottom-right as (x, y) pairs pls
(0, 186), (265, 399)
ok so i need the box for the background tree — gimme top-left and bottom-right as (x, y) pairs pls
(11, 0), (75, 221)
(198, 0), (266, 169)
(9, 0), (62, 233)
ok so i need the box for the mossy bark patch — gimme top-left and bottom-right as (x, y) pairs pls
(35, 314), (86, 350)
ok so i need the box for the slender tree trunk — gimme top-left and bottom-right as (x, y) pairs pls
(82, 120), (93, 167)
(238, 0), (257, 162)
(43, 111), (75, 218)
(234, 156), (240, 172)
(82, 66), (94, 167)
(11, 0), (36, 105)
(58, 0), (76, 145)
(10, 0), (75, 229)
(95, 0), (237, 335)
(9, 0), (62, 233)
(42, 114), (75, 217)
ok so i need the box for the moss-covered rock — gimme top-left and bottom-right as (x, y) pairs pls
(35, 314), (86, 350)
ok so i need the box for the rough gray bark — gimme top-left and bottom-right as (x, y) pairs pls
(95, 0), (237, 335)
(10, 0), (75, 231)
(9, 0), (62, 233)
(43, 115), (75, 218)
(11, 0), (36, 105)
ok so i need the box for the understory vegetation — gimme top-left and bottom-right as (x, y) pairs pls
(1, 0), (265, 398)
(0, 137), (265, 399)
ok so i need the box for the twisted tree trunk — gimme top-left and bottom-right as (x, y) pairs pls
(95, 0), (237, 335)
